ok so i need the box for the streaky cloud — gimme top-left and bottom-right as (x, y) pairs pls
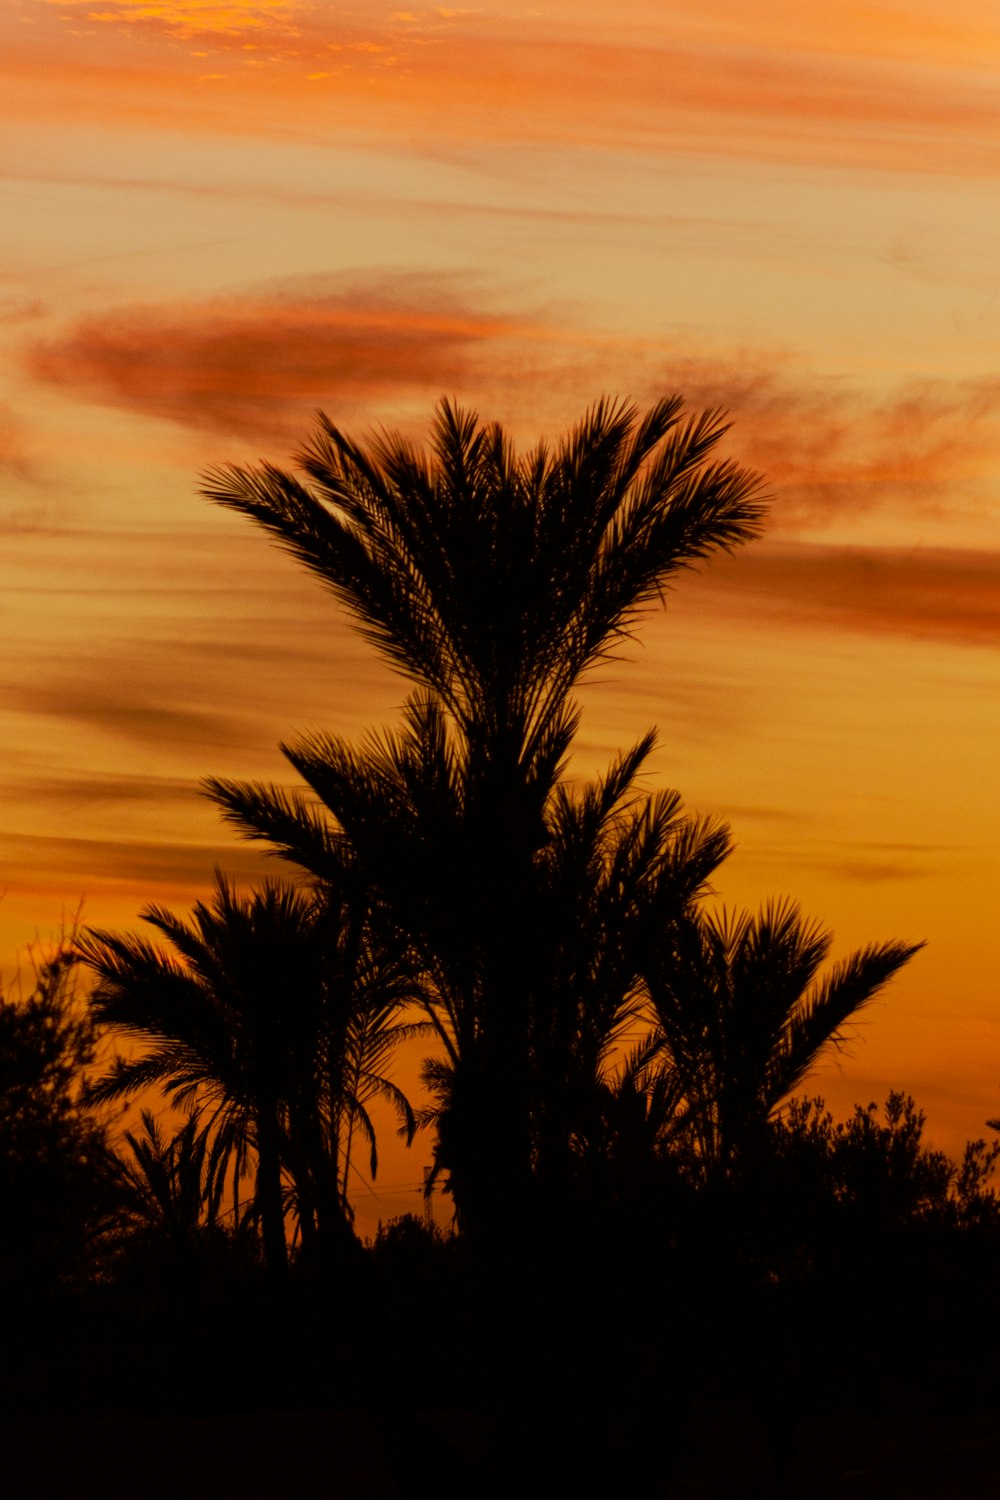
(7, 679), (260, 754)
(0, 827), (273, 890)
(0, 404), (37, 484)
(12, 771), (201, 810)
(23, 274), (1000, 541)
(734, 842), (948, 886)
(0, 295), (47, 324)
(25, 272), (529, 440)
(692, 542), (1000, 651)
(638, 356), (1000, 532)
(14, 2), (1000, 178)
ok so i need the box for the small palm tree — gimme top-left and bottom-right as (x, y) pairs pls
(79, 872), (419, 1273)
(113, 1109), (228, 1240)
(642, 898), (923, 1180)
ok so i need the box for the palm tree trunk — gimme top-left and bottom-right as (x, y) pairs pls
(255, 1104), (288, 1278)
(461, 755), (538, 1250)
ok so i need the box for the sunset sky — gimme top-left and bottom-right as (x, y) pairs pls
(3, 0), (999, 1228)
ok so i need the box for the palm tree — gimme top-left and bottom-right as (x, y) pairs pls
(113, 1109), (229, 1242)
(201, 397), (767, 1236)
(201, 398), (764, 770)
(641, 898), (923, 1181)
(525, 733), (731, 1201)
(79, 872), (419, 1273)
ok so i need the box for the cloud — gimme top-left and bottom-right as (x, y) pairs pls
(7, 679), (258, 753)
(0, 296), (47, 324)
(14, 2), (1000, 177)
(23, 273), (1000, 534)
(0, 827), (272, 891)
(34, 0), (303, 43)
(0, 406), (33, 481)
(13, 770), (201, 810)
(816, 858), (933, 884)
(731, 836), (952, 886)
(688, 541), (1000, 651)
(25, 273), (528, 441)
(635, 357), (1000, 532)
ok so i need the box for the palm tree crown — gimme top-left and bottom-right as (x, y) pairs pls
(79, 872), (419, 1271)
(643, 898), (924, 1178)
(201, 396), (767, 767)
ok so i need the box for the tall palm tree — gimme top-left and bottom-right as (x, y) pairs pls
(79, 872), (418, 1273)
(201, 397), (767, 1237)
(641, 898), (923, 1181)
(201, 397), (765, 774)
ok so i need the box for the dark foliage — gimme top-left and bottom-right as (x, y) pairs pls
(8, 393), (993, 1496)
(79, 872), (422, 1276)
(0, 949), (116, 1296)
(201, 396), (769, 1241)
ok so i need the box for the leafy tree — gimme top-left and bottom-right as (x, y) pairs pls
(772, 1091), (1000, 1231)
(0, 948), (114, 1295)
(201, 396), (767, 1236)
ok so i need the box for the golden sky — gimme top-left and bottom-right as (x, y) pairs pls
(3, 0), (999, 1226)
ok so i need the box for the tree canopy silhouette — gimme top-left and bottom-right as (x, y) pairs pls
(200, 396), (768, 1236)
(0, 949), (114, 1295)
(642, 899), (923, 1181)
(79, 872), (419, 1273)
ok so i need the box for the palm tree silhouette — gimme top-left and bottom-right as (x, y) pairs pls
(113, 1108), (229, 1240)
(525, 733), (730, 1202)
(201, 397), (766, 1236)
(102, 1110), (264, 1303)
(79, 872), (419, 1273)
(642, 898), (923, 1180)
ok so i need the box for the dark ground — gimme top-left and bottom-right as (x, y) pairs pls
(3, 1407), (1000, 1499)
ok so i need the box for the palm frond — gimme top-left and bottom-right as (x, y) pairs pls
(771, 938), (924, 1106)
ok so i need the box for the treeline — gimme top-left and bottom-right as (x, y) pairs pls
(4, 941), (997, 1299)
(4, 942), (1000, 1493)
(2, 399), (998, 1478)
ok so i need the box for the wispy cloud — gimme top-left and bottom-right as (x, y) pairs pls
(743, 840), (957, 885)
(689, 541), (1000, 651)
(0, 827), (271, 891)
(25, 273), (529, 440)
(7, 679), (258, 753)
(34, 0), (303, 42)
(0, 406), (28, 473)
(636, 356), (1000, 532)
(0, 295), (47, 324)
(18, 770), (203, 809)
(14, 1), (1000, 176)
(25, 276), (1000, 535)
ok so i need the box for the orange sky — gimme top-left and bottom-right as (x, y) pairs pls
(3, 0), (999, 1230)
